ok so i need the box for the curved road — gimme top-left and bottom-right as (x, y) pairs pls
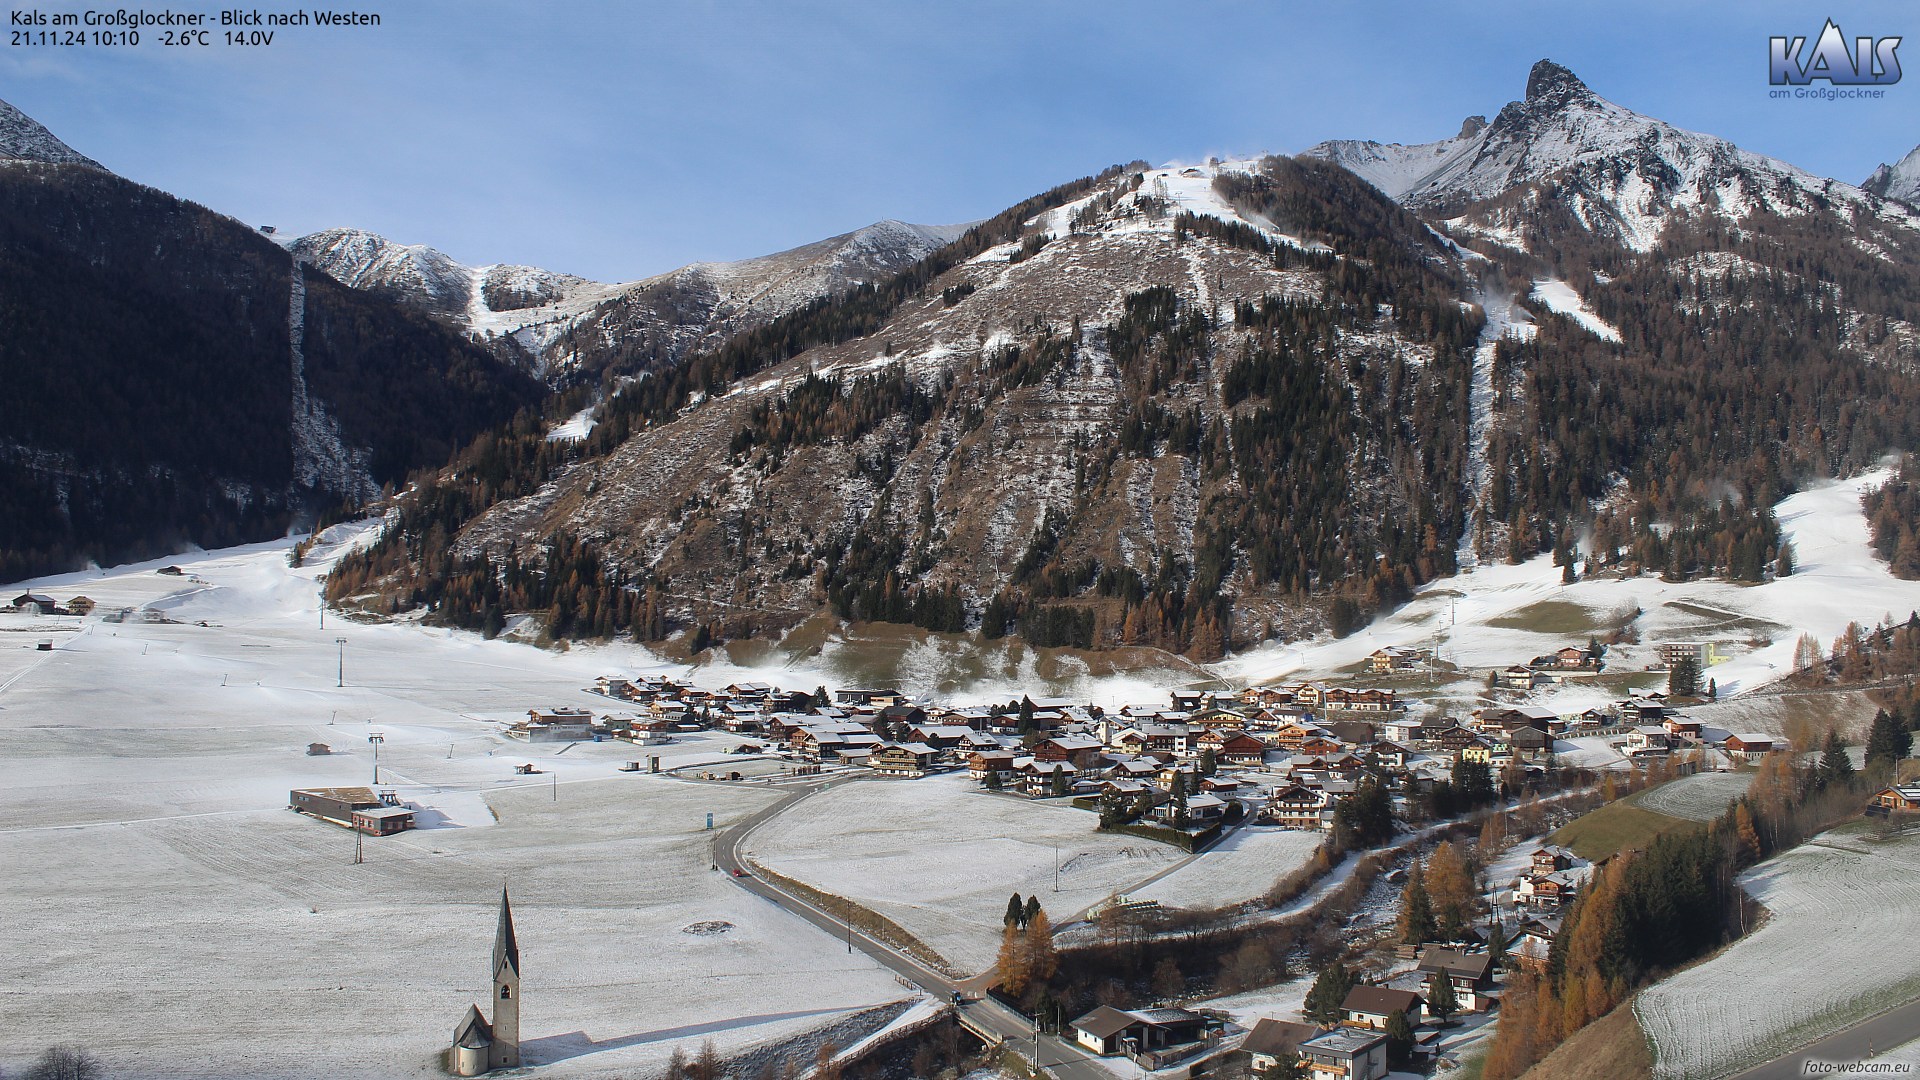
(1726, 997), (1920, 1079)
(710, 774), (1121, 1080)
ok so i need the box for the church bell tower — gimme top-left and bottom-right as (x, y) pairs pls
(490, 887), (521, 1070)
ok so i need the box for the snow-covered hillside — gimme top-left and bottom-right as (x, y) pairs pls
(0, 97), (101, 169)
(1216, 469), (1920, 712)
(1306, 60), (1913, 251)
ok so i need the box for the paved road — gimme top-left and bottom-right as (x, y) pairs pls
(1726, 997), (1920, 1079)
(710, 774), (1120, 1080)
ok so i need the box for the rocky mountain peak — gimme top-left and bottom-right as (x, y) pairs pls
(1524, 59), (1592, 105)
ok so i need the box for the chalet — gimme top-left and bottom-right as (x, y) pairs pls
(1531, 644), (1601, 671)
(1724, 733), (1777, 762)
(834, 688), (887, 706)
(1266, 784), (1329, 829)
(1531, 846), (1577, 874)
(10, 592), (57, 615)
(1169, 690), (1207, 711)
(1416, 948), (1496, 1012)
(1197, 729), (1268, 766)
(1369, 741), (1410, 769)
(1241, 686), (1297, 709)
(1070, 1005), (1209, 1057)
(1431, 725), (1481, 753)
(1190, 708), (1253, 732)
(1018, 759), (1077, 796)
(594, 676), (639, 699)
(1323, 687), (1395, 713)
(718, 702), (765, 732)
(1459, 737), (1499, 764)
(878, 703), (930, 730)
(1247, 704), (1316, 731)
(64, 596), (94, 616)
(1114, 725), (1190, 756)
(1297, 735), (1345, 757)
(1281, 682), (1325, 709)
(1665, 716), (1704, 740)
(1325, 720), (1377, 747)
(1515, 869), (1584, 911)
(1240, 1017), (1318, 1075)
(1510, 918), (1559, 974)
(1032, 736), (1104, 771)
(1497, 665), (1539, 691)
(1366, 646), (1431, 673)
(906, 725), (975, 751)
(1382, 718), (1427, 745)
(1871, 784), (1920, 813)
(511, 708), (593, 742)
(1156, 791), (1228, 827)
(867, 742), (938, 777)
(1627, 726), (1673, 751)
(1507, 726), (1555, 761)
(969, 751), (1017, 784)
(1340, 984), (1423, 1029)
(1200, 776), (1241, 796)
(1298, 1028), (1388, 1080)
(1270, 721), (1328, 752)
(1474, 706), (1558, 734)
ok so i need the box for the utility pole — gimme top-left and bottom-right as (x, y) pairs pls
(1054, 843), (1060, 892)
(335, 637), (348, 687)
(844, 897), (853, 954)
(354, 830), (362, 865)
(552, 772), (558, 802)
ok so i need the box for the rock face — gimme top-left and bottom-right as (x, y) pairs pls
(1863, 146), (1920, 205)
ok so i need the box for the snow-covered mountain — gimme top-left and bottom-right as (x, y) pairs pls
(1306, 60), (1903, 251)
(0, 98), (102, 169)
(1863, 146), (1920, 205)
(290, 219), (973, 383)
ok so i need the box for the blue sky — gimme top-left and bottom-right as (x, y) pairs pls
(8, 0), (1917, 281)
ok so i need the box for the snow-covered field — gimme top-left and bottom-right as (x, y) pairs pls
(1217, 470), (1920, 722)
(1636, 771), (1754, 822)
(0, 530), (908, 1079)
(1636, 831), (1920, 1080)
(742, 773), (1181, 972)
(1132, 826), (1325, 912)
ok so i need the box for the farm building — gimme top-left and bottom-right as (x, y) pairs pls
(289, 787), (415, 835)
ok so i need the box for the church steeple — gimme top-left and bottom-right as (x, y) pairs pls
(490, 886), (520, 1069)
(493, 886), (519, 979)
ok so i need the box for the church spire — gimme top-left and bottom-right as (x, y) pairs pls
(493, 886), (519, 979)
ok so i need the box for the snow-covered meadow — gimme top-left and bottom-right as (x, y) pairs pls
(1635, 771), (1754, 822)
(741, 772), (1182, 972)
(1635, 831), (1920, 1080)
(0, 531), (909, 1080)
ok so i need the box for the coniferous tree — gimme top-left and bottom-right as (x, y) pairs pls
(1399, 861), (1437, 946)
(1821, 730), (1856, 789)
(1427, 971), (1460, 1024)
(1303, 964), (1358, 1026)
(1866, 709), (1913, 773)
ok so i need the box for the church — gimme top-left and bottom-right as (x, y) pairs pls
(451, 888), (521, 1076)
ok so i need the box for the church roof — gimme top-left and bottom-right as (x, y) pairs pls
(494, 887), (519, 977)
(453, 1004), (493, 1049)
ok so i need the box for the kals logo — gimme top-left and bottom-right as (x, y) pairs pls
(1771, 20), (1901, 85)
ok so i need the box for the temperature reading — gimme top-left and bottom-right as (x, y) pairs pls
(162, 30), (210, 46)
